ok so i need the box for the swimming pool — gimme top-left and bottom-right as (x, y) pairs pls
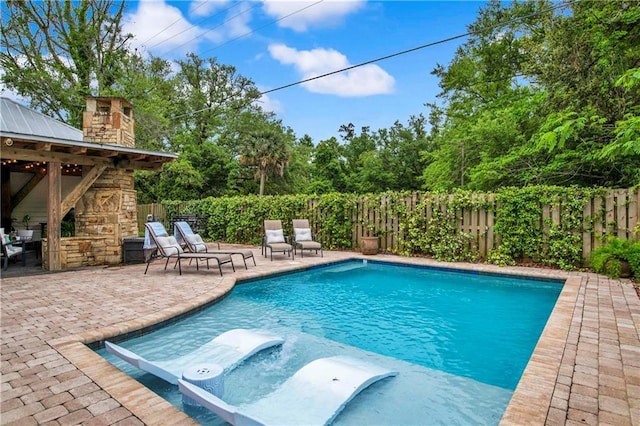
(98, 260), (562, 425)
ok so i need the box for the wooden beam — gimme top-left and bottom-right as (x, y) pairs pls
(71, 147), (87, 154)
(47, 161), (62, 271)
(11, 171), (46, 207)
(116, 159), (166, 171)
(36, 143), (52, 151)
(60, 165), (107, 217)
(0, 147), (114, 167)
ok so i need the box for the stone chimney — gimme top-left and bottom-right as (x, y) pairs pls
(72, 97), (138, 266)
(82, 97), (135, 147)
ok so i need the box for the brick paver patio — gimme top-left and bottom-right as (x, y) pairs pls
(1, 248), (639, 425)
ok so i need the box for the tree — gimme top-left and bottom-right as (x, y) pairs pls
(155, 159), (204, 202)
(530, 1), (640, 187)
(376, 116), (430, 191)
(279, 134), (315, 194)
(172, 53), (261, 148)
(310, 137), (348, 193)
(1, 0), (132, 126)
(163, 53), (269, 198)
(238, 123), (292, 196)
(423, 0), (640, 190)
(109, 53), (176, 151)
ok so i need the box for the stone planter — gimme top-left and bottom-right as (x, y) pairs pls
(360, 236), (379, 255)
(17, 229), (34, 240)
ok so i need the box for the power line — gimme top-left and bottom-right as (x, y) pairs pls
(198, 0), (325, 56)
(172, 0), (576, 121)
(153, 2), (262, 56)
(261, 0), (575, 96)
(138, 0), (210, 47)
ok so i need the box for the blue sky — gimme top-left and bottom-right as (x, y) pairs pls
(6, 1), (484, 143)
(122, 1), (485, 142)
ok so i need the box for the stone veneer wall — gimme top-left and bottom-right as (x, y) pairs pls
(55, 98), (139, 268)
(82, 100), (135, 148)
(73, 168), (138, 266)
(42, 237), (109, 269)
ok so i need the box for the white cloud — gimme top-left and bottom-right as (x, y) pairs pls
(223, 1), (253, 38)
(124, 0), (259, 57)
(268, 43), (394, 97)
(255, 92), (283, 114)
(123, 0), (224, 57)
(189, 0), (230, 18)
(262, 0), (365, 32)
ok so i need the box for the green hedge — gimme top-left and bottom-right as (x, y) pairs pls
(159, 186), (637, 270)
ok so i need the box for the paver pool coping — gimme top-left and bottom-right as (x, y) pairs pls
(4, 251), (637, 425)
(46, 256), (574, 425)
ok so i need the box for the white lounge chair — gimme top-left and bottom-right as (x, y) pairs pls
(105, 329), (284, 385)
(174, 221), (256, 270)
(143, 222), (235, 276)
(178, 355), (397, 425)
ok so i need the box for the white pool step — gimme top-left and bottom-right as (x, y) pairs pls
(179, 355), (397, 426)
(105, 329), (284, 385)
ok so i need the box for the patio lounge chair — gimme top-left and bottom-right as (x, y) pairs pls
(292, 219), (323, 258)
(263, 220), (294, 261)
(105, 328), (284, 385)
(143, 222), (234, 276)
(174, 221), (256, 270)
(178, 355), (397, 425)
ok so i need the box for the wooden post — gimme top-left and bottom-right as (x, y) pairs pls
(1, 166), (11, 231)
(47, 161), (62, 271)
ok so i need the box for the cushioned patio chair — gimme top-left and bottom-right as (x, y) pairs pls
(292, 219), (323, 258)
(143, 222), (234, 276)
(174, 221), (256, 270)
(263, 220), (294, 261)
(1, 228), (22, 271)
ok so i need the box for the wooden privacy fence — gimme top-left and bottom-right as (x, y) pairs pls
(138, 188), (639, 260)
(344, 193), (498, 258)
(136, 203), (167, 232)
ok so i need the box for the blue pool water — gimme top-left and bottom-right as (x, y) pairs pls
(98, 260), (562, 425)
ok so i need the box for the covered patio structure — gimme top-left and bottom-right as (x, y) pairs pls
(0, 96), (176, 271)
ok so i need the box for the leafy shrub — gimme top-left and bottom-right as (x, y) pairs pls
(590, 237), (640, 278)
(487, 246), (516, 267)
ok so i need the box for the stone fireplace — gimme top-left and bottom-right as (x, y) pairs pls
(43, 97), (139, 268)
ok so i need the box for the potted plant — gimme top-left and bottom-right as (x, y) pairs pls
(589, 237), (640, 279)
(360, 236), (379, 255)
(17, 215), (34, 240)
(360, 226), (384, 255)
(22, 214), (31, 230)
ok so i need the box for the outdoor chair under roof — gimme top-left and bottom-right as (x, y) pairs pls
(144, 222), (234, 276)
(174, 221), (256, 270)
(262, 220), (294, 261)
(1, 228), (22, 270)
(292, 219), (323, 258)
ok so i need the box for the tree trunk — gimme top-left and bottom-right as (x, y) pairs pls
(259, 170), (266, 196)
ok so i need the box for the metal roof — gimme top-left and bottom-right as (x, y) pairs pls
(1, 97), (84, 142)
(0, 97), (177, 168)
